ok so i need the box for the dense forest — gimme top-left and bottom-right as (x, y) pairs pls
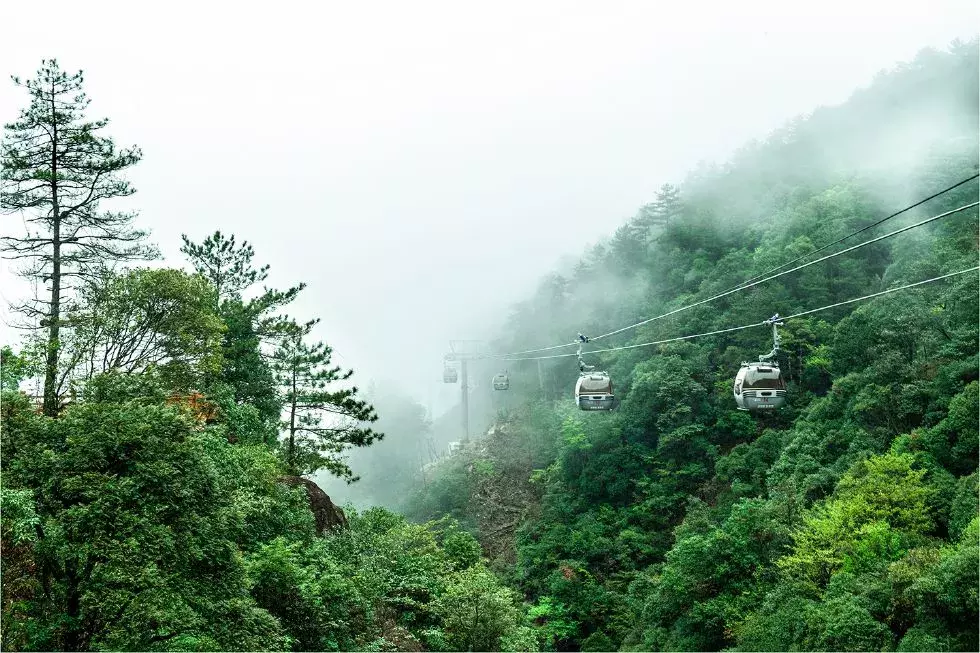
(2, 41), (979, 652)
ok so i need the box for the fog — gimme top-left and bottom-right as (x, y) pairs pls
(1, 0), (977, 423)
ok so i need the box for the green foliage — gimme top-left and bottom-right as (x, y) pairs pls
(525, 596), (578, 650)
(404, 456), (476, 524)
(779, 453), (934, 589)
(580, 630), (615, 652)
(629, 499), (792, 650)
(500, 625), (541, 652)
(0, 488), (40, 545)
(916, 381), (979, 476)
(948, 472), (979, 540)
(215, 298), (282, 426)
(433, 565), (523, 652)
(64, 267), (225, 391)
(180, 231), (271, 304)
(242, 507), (528, 652)
(180, 230), (304, 427)
(79, 368), (170, 404)
(900, 518), (980, 652)
(0, 346), (31, 392)
(245, 537), (358, 651)
(624, 356), (709, 441)
(273, 331), (380, 480)
(206, 380), (277, 446)
(0, 396), (295, 650)
(442, 528), (482, 570)
(0, 380), (527, 652)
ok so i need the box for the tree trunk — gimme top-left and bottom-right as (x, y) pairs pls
(61, 562), (84, 651)
(289, 365), (297, 475)
(43, 82), (62, 418)
(469, 603), (480, 652)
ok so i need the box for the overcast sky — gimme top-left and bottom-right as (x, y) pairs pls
(1, 0), (977, 415)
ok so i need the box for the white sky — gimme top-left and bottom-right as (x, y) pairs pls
(1, 0), (977, 415)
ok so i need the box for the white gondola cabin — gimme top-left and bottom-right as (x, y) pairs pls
(492, 372), (510, 391)
(733, 361), (786, 412)
(443, 366), (458, 383)
(575, 372), (617, 411)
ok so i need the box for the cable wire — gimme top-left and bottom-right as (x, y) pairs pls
(501, 266), (979, 361)
(497, 340), (580, 357)
(714, 173), (979, 295)
(781, 266), (979, 320)
(589, 201), (977, 342)
(491, 177), (979, 358)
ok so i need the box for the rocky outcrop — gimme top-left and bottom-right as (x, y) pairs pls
(378, 606), (423, 651)
(279, 476), (348, 535)
(464, 422), (538, 565)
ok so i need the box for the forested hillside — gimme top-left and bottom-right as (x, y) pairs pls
(404, 40), (980, 652)
(1, 41), (978, 652)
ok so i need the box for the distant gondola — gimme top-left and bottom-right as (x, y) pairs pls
(444, 365), (458, 383)
(492, 372), (510, 391)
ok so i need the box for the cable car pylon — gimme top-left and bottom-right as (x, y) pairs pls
(443, 340), (490, 442)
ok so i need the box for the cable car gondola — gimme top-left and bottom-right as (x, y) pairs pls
(734, 314), (786, 412)
(575, 372), (617, 411)
(733, 362), (786, 411)
(492, 372), (510, 391)
(573, 334), (617, 411)
(443, 365), (458, 383)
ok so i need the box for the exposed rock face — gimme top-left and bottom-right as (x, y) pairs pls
(279, 476), (348, 535)
(465, 422), (537, 565)
(378, 606), (423, 652)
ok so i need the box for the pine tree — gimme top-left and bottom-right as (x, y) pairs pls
(652, 183), (683, 225)
(635, 183), (683, 229)
(181, 230), (304, 336)
(273, 330), (381, 480)
(181, 231), (304, 425)
(180, 230), (271, 306)
(0, 60), (155, 416)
